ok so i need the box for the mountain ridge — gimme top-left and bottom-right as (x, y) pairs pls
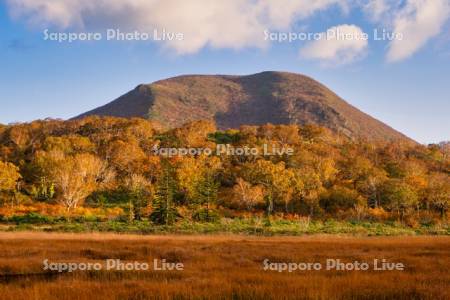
(76, 71), (414, 143)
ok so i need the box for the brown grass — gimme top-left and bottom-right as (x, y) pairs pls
(0, 232), (448, 299)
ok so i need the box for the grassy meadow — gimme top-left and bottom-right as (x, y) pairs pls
(2, 217), (449, 236)
(0, 233), (448, 299)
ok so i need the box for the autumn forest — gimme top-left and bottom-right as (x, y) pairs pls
(0, 116), (448, 234)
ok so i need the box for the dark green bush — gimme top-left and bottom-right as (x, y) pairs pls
(10, 212), (54, 224)
(192, 208), (220, 223)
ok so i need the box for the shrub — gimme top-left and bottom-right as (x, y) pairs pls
(10, 212), (54, 224)
(320, 186), (361, 213)
(192, 208), (220, 223)
(368, 207), (389, 221)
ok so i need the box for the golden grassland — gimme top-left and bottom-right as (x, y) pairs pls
(0, 233), (448, 299)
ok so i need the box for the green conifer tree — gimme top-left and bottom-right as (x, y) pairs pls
(150, 161), (178, 225)
(193, 170), (219, 222)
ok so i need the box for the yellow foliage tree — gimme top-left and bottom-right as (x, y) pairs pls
(37, 150), (114, 210)
(0, 161), (21, 205)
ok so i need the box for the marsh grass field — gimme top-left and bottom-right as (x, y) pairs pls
(0, 233), (448, 299)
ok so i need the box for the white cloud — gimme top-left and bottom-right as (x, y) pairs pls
(7, 0), (449, 61)
(6, 0), (346, 54)
(386, 0), (450, 62)
(300, 24), (368, 65)
(362, 0), (398, 23)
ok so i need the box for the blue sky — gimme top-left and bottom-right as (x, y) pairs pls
(1, 0), (449, 144)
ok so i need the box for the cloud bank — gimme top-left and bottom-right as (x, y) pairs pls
(387, 0), (450, 62)
(6, 0), (450, 62)
(300, 24), (368, 65)
(6, 0), (346, 54)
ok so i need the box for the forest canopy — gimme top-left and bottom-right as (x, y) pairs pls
(0, 116), (448, 227)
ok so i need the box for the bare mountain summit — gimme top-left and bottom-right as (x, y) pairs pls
(77, 71), (412, 142)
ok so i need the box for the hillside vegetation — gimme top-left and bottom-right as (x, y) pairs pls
(0, 117), (448, 234)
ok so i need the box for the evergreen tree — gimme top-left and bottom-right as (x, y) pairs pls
(193, 170), (219, 222)
(150, 161), (178, 225)
(198, 171), (219, 208)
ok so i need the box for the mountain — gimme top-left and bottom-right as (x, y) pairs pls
(76, 71), (413, 142)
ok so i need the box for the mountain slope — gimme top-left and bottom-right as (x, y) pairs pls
(77, 71), (413, 142)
